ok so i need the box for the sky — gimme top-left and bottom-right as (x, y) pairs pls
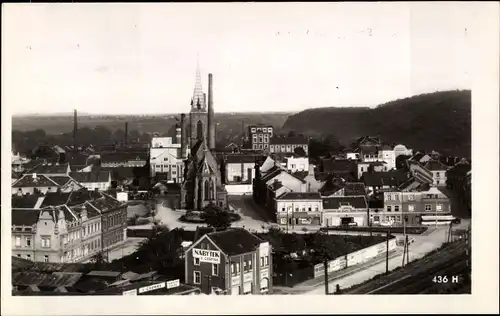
(2, 2), (478, 115)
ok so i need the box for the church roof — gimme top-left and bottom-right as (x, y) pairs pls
(191, 62), (206, 110)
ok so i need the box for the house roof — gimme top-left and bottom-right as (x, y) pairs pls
(40, 192), (71, 207)
(86, 270), (121, 278)
(424, 160), (448, 171)
(12, 271), (83, 288)
(12, 174), (58, 188)
(12, 209), (40, 226)
(322, 196), (368, 209)
(344, 182), (367, 196)
(28, 163), (69, 175)
(361, 171), (409, 187)
(47, 176), (73, 186)
(100, 152), (148, 163)
(358, 161), (386, 166)
(101, 167), (135, 181)
(207, 228), (264, 256)
(194, 226), (216, 241)
(12, 170), (22, 179)
(292, 171), (309, 180)
(225, 154), (263, 164)
(368, 198), (384, 209)
(69, 171), (110, 183)
(276, 192), (321, 200)
(270, 135), (308, 145)
(12, 195), (41, 209)
(360, 146), (378, 154)
(268, 180), (283, 191)
(356, 136), (381, 145)
(322, 159), (355, 173)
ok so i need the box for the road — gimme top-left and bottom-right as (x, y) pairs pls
(303, 221), (468, 294)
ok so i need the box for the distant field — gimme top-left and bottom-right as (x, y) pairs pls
(12, 112), (293, 139)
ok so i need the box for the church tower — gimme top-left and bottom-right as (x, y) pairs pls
(189, 62), (209, 149)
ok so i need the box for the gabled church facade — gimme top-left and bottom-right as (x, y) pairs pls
(180, 63), (227, 210)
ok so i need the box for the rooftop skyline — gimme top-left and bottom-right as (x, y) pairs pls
(3, 3), (476, 115)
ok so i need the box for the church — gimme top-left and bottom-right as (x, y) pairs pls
(179, 64), (228, 210)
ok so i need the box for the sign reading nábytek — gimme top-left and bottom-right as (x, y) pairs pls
(193, 249), (221, 264)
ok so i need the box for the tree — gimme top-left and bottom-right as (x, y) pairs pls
(90, 251), (108, 270)
(287, 130), (297, 137)
(293, 146), (307, 157)
(202, 203), (232, 231)
(310, 232), (346, 295)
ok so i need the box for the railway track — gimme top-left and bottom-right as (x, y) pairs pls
(347, 241), (468, 294)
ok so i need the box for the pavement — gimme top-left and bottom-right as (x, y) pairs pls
(106, 237), (146, 261)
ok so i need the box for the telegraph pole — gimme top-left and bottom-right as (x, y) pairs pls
(324, 260), (329, 295)
(405, 234), (409, 264)
(385, 229), (390, 275)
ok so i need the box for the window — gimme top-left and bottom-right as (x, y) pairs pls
(41, 237), (51, 248)
(280, 218), (287, 225)
(396, 216), (401, 222)
(374, 216), (380, 221)
(386, 206), (392, 212)
(315, 207), (319, 212)
(15, 237), (21, 247)
(194, 257), (200, 265)
(194, 271), (201, 284)
(212, 264), (219, 276)
(264, 256), (269, 267)
(164, 157), (168, 161)
(17, 254), (21, 258)
(408, 205), (415, 212)
(308, 207), (312, 212)
(44, 255), (49, 263)
(302, 207), (306, 212)
(26, 237), (31, 247)
(260, 257), (264, 266)
(425, 204), (432, 211)
(281, 208), (285, 212)
(26, 254), (31, 260)
(436, 204), (442, 211)
(436, 180), (440, 185)
(394, 205), (400, 212)
(231, 262), (240, 275)
(295, 207), (299, 212)
(386, 194), (391, 201)
(408, 195), (415, 201)
(436, 172), (440, 178)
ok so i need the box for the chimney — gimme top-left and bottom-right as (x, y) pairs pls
(124, 122), (129, 146)
(203, 93), (207, 108)
(73, 109), (78, 148)
(207, 73), (216, 150)
(176, 123), (181, 145)
(180, 113), (186, 159)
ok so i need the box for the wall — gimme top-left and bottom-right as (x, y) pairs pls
(35, 210), (61, 262)
(322, 207), (368, 227)
(12, 227), (36, 260)
(313, 237), (397, 278)
(80, 181), (111, 191)
(225, 184), (253, 195)
(225, 162), (255, 184)
(256, 242), (272, 294)
(432, 170), (447, 186)
(286, 157), (309, 173)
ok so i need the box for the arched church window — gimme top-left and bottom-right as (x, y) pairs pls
(204, 179), (210, 201)
(209, 179), (215, 200)
(197, 121), (203, 140)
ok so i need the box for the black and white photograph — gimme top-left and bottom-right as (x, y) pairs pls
(1, 2), (498, 315)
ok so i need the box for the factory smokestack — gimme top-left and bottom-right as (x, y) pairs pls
(124, 122), (129, 146)
(73, 109), (78, 148)
(207, 73), (215, 150)
(180, 113), (186, 158)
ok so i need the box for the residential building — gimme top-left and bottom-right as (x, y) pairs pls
(150, 137), (185, 183)
(356, 161), (386, 179)
(424, 160), (449, 187)
(269, 135), (309, 156)
(406, 160), (434, 184)
(248, 125), (274, 151)
(393, 144), (413, 158)
(11, 174), (82, 195)
(322, 196), (369, 227)
(319, 177), (366, 198)
(382, 191), (403, 226)
(100, 151), (148, 168)
(284, 156), (309, 173)
(27, 163), (71, 176)
(184, 228), (272, 295)
(409, 152), (433, 164)
(69, 171), (112, 191)
(361, 170), (410, 193)
(274, 192), (322, 227)
(222, 154), (265, 195)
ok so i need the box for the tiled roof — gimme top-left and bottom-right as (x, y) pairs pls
(67, 189), (103, 206)
(12, 195), (41, 209)
(101, 167), (135, 181)
(207, 228), (264, 256)
(12, 209), (39, 226)
(424, 160), (449, 171)
(368, 198), (384, 209)
(292, 171), (309, 180)
(270, 135), (308, 145)
(225, 154), (263, 164)
(28, 163), (69, 175)
(358, 161), (386, 166)
(12, 174), (58, 188)
(194, 226), (216, 241)
(322, 196), (368, 210)
(322, 159), (355, 173)
(22, 159), (46, 171)
(66, 153), (90, 166)
(69, 171), (110, 183)
(277, 192), (321, 200)
(40, 192), (71, 207)
(268, 181), (283, 191)
(12, 271), (83, 288)
(100, 152), (148, 163)
(47, 176), (73, 186)
(344, 182), (367, 196)
(361, 171), (409, 187)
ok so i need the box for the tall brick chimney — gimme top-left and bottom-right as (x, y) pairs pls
(124, 122), (129, 146)
(73, 109), (78, 148)
(180, 113), (186, 158)
(207, 73), (216, 150)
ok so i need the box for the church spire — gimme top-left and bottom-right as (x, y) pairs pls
(191, 60), (205, 111)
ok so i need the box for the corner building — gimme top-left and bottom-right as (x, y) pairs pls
(184, 228), (272, 295)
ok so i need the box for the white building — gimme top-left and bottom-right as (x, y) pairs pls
(393, 144), (413, 158)
(150, 137), (184, 183)
(284, 156), (309, 173)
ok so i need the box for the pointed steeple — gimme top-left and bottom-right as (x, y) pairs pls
(192, 60), (205, 110)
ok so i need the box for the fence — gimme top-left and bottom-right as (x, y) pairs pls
(313, 237), (397, 278)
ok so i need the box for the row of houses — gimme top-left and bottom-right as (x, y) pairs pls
(11, 190), (128, 264)
(251, 136), (469, 229)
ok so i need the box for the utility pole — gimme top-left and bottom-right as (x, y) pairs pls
(385, 229), (390, 275)
(324, 260), (329, 295)
(401, 238), (407, 267)
(405, 234), (409, 264)
(447, 221), (453, 243)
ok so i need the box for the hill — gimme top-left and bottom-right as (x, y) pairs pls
(282, 90), (471, 157)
